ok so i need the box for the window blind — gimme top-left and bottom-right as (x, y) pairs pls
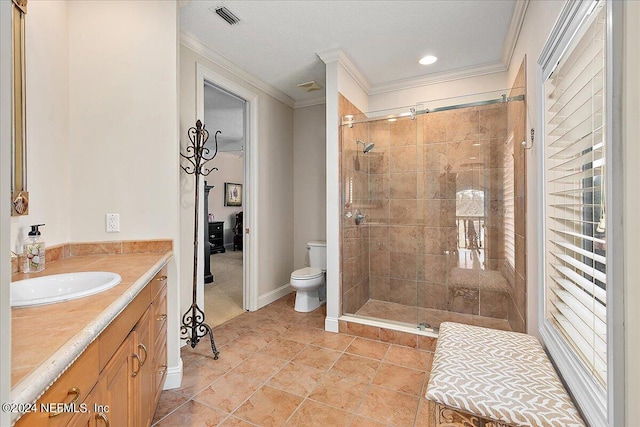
(504, 134), (515, 270)
(543, 2), (607, 388)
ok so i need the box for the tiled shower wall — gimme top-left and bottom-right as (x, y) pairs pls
(339, 95), (370, 315)
(340, 68), (527, 332)
(362, 105), (512, 320)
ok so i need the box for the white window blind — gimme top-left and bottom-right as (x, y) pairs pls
(543, 1), (607, 389)
(504, 134), (515, 270)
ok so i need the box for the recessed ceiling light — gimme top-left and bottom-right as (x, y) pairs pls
(419, 55), (438, 65)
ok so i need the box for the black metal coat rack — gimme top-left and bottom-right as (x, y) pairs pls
(180, 119), (220, 359)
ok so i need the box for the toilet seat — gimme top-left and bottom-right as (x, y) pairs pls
(291, 267), (323, 280)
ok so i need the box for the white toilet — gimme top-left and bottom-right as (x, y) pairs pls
(290, 241), (326, 312)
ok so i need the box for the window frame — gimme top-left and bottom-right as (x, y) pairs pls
(536, 0), (624, 426)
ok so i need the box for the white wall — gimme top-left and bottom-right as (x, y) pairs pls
(10, 1), (70, 251)
(1, 2), (13, 423)
(6, 0), (182, 390)
(67, 1), (179, 243)
(368, 71), (509, 112)
(623, 1), (640, 421)
(207, 153), (243, 246)
(180, 44), (294, 316)
(293, 104), (326, 269)
(506, 0), (565, 337)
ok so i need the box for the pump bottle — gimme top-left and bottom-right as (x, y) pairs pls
(24, 224), (45, 273)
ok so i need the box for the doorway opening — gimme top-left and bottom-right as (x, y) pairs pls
(203, 82), (245, 326)
(195, 63), (259, 326)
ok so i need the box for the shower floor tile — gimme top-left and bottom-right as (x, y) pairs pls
(153, 293), (439, 426)
(353, 299), (512, 331)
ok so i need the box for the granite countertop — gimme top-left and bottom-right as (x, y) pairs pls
(10, 250), (172, 408)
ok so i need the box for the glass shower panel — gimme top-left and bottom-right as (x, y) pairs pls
(341, 114), (421, 328)
(416, 103), (510, 331)
(340, 89), (525, 333)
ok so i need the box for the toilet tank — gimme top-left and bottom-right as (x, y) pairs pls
(307, 241), (327, 271)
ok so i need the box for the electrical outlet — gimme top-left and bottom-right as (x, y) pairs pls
(106, 213), (120, 232)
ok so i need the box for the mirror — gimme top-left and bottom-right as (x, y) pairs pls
(11, 0), (28, 216)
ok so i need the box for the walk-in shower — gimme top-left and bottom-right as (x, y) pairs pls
(339, 83), (527, 336)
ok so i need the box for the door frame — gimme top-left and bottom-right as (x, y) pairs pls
(196, 62), (259, 311)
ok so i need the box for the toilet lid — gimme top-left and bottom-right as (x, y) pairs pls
(291, 267), (323, 280)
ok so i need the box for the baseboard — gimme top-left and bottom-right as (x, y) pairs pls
(258, 283), (294, 309)
(325, 316), (339, 333)
(162, 358), (183, 390)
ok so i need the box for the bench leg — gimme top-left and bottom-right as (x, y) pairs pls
(428, 401), (514, 427)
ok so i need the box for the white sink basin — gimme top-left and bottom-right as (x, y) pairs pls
(11, 272), (122, 307)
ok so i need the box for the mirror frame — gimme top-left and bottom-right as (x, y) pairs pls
(11, 0), (28, 216)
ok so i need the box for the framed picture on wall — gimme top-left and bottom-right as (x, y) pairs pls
(224, 182), (242, 206)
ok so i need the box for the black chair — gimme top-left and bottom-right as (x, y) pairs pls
(233, 212), (243, 251)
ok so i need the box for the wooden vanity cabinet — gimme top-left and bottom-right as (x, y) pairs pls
(15, 265), (169, 427)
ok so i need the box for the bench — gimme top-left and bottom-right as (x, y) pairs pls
(425, 322), (585, 427)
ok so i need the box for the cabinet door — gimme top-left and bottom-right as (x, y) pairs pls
(133, 308), (153, 427)
(152, 285), (168, 408)
(67, 380), (107, 427)
(101, 332), (134, 427)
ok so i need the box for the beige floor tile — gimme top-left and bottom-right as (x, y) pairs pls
(414, 399), (433, 427)
(346, 337), (391, 360)
(311, 331), (355, 351)
(206, 344), (255, 372)
(267, 361), (325, 397)
(231, 352), (287, 383)
(286, 399), (354, 426)
(291, 345), (342, 370)
(373, 363), (425, 396)
(358, 386), (419, 427)
(219, 416), (256, 426)
(308, 372), (369, 413)
(383, 345), (430, 370)
(175, 357), (226, 398)
(155, 400), (228, 427)
(233, 385), (303, 427)
(330, 353), (381, 383)
(350, 416), (391, 426)
(285, 325), (324, 344)
(193, 372), (262, 413)
(232, 331), (275, 352)
(151, 390), (189, 424)
(259, 338), (307, 360)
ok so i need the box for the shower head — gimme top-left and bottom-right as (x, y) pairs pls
(356, 139), (375, 153)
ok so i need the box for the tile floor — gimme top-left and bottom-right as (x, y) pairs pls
(153, 293), (435, 426)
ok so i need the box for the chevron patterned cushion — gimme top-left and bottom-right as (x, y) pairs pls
(425, 322), (585, 427)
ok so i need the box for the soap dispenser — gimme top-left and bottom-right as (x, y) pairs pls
(24, 224), (45, 273)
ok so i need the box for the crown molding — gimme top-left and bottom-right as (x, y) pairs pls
(294, 96), (326, 109)
(317, 49), (372, 94)
(180, 31), (295, 108)
(368, 61), (508, 95)
(501, 0), (529, 66)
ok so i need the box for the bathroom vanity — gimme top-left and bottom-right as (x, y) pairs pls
(10, 245), (172, 427)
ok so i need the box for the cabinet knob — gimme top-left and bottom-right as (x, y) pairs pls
(156, 275), (167, 282)
(157, 314), (167, 321)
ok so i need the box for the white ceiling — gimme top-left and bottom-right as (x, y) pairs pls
(180, 1), (520, 106)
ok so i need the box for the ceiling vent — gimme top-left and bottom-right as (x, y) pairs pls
(214, 6), (241, 25)
(297, 80), (323, 92)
